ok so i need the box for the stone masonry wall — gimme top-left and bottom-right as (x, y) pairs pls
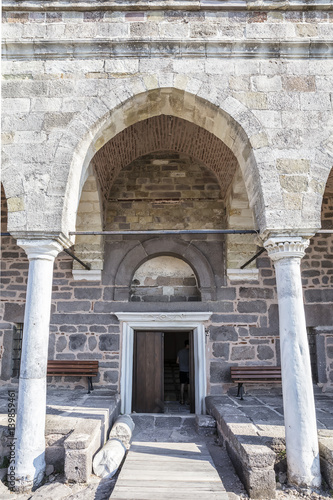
(3, 8), (333, 44)
(2, 5), (333, 237)
(1, 1), (333, 393)
(1, 202), (332, 393)
(130, 256), (201, 302)
(106, 152), (225, 231)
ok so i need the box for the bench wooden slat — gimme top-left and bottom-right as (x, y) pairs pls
(230, 366), (281, 399)
(233, 378), (281, 384)
(47, 361), (98, 376)
(231, 374), (281, 377)
(47, 360), (99, 394)
(47, 361), (98, 366)
(232, 376), (281, 380)
(231, 367), (281, 372)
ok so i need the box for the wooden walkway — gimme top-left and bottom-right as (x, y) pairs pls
(111, 441), (229, 500)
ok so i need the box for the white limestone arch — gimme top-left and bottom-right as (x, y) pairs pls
(54, 81), (269, 236)
(3, 78), (332, 239)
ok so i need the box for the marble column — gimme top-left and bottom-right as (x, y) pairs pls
(14, 239), (63, 492)
(264, 236), (321, 488)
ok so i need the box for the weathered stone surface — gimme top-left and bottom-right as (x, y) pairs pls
(99, 335), (119, 352)
(3, 302), (25, 323)
(109, 415), (135, 449)
(237, 300), (267, 314)
(257, 345), (274, 360)
(212, 342), (230, 359)
(103, 371), (118, 383)
(69, 334), (86, 351)
(210, 361), (231, 383)
(92, 438), (126, 479)
(28, 482), (72, 500)
(88, 336), (97, 351)
(231, 346), (255, 361)
(56, 336), (67, 353)
(210, 326), (238, 342)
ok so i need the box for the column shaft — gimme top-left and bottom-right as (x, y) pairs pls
(14, 240), (62, 492)
(265, 237), (321, 488)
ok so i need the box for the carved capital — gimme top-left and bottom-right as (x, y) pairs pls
(17, 239), (63, 261)
(264, 236), (309, 262)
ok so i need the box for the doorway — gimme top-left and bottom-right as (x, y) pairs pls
(164, 332), (193, 414)
(116, 312), (211, 415)
(132, 330), (195, 414)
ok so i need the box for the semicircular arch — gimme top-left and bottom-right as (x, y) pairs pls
(113, 237), (217, 301)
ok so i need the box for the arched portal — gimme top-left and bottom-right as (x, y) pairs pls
(59, 87), (266, 239)
(74, 114), (257, 273)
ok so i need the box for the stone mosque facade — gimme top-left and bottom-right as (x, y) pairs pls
(1, 0), (333, 492)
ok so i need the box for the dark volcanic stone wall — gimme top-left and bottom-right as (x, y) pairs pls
(1, 181), (333, 392)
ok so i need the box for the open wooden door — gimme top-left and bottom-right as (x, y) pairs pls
(132, 331), (164, 413)
(189, 331), (195, 413)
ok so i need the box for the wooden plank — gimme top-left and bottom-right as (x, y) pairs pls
(112, 490), (226, 500)
(122, 459), (215, 468)
(112, 480), (224, 490)
(111, 441), (227, 500)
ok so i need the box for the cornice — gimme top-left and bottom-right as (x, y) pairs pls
(3, 39), (333, 61)
(2, 0), (333, 11)
(115, 312), (212, 324)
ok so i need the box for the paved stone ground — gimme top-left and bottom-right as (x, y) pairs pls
(209, 387), (333, 500)
(0, 411), (248, 500)
(1, 388), (333, 499)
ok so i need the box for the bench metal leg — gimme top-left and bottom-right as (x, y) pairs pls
(237, 383), (244, 400)
(87, 376), (94, 394)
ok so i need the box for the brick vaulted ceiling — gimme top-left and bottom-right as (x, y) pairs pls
(92, 115), (239, 203)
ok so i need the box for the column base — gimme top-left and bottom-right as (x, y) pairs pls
(288, 469), (322, 489)
(14, 468), (45, 493)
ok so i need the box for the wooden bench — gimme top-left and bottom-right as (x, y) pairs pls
(230, 366), (282, 400)
(47, 360), (99, 394)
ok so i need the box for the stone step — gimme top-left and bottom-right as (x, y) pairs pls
(131, 414), (196, 432)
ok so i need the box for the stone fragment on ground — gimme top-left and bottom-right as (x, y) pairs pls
(65, 477), (116, 500)
(93, 438), (126, 478)
(276, 485), (331, 499)
(28, 482), (73, 500)
(109, 415), (135, 449)
(0, 478), (14, 500)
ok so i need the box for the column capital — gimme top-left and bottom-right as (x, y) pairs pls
(17, 239), (63, 261)
(264, 236), (310, 262)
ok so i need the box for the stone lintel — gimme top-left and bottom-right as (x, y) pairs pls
(2, 0), (332, 11)
(227, 268), (259, 281)
(72, 269), (102, 281)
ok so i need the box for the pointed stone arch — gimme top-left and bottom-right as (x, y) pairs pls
(55, 83), (266, 237)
